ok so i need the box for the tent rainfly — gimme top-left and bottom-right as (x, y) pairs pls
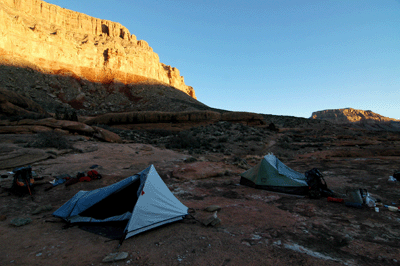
(240, 154), (308, 195)
(53, 165), (188, 240)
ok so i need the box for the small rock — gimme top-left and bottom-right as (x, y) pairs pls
(32, 204), (53, 215)
(251, 234), (262, 240)
(102, 252), (129, 263)
(210, 217), (221, 227)
(184, 157), (197, 163)
(204, 205), (221, 212)
(203, 211), (221, 226)
(10, 217), (32, 227)
(273, 240), (282, 246)
(140, 146), (153, 151)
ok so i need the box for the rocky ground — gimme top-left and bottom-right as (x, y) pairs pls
(0, 64), (212, 118)
(1, 119), (400, 266)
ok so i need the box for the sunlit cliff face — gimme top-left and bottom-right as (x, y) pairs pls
(0, 0), (196, 99)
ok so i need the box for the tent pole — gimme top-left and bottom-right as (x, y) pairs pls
(117, 232), (127, 248)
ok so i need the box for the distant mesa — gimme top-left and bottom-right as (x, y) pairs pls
(0, 0), (195, 98)
(311, 108), (399, 123)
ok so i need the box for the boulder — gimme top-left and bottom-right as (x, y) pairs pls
(92, 126), (122, 143)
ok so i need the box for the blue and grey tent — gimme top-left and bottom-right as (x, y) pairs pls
(240, 154), (308, 195)
(53, 165), (188, 240)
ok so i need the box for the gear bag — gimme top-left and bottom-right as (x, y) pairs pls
(305, 168), (335, 199)
(12, 166), (34, 195)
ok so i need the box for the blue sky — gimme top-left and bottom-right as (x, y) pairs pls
(47, 0), (400, 119)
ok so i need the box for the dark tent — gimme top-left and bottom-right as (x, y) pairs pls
(240, 154), (308, 195)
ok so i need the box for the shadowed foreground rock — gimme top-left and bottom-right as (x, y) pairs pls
(0, 118), (121, 143)
(0, 87), (49, 118)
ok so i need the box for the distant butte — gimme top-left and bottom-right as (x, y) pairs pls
(311, 108), (399, 123)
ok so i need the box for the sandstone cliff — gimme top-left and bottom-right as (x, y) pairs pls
(0, 0), (195, 98)
(311, 108), (399, 123)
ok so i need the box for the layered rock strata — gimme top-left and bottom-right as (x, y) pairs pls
(84, 111), (266, 126)
(311, 108), (399, 123)
(0, 0), (195, 98)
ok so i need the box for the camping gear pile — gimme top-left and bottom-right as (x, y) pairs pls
(240, 154), (335, 198)
(11, 166), (35, 195)
(50, 170), (102, 188)
(239, 154), (400, 212)
(342, 188), (400, 212)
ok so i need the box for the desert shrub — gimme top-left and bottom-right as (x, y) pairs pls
(13, 138), (28, 144)
(278, 141), (291, 149)
(27, 131), (73, 149)
(234, 136), (245, 142)
(246, 136), (262, 142)
(214, 143), (225, 150)
(166, 131), (201, 150)
(55, 107), (78, 121)
(147, 129), (175, 137)
(218, 136), (229, 142)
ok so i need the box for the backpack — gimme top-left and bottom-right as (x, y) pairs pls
(393, 171), (400, 180)
(12, 166), (34, 195)
(305, 168), (334, 199)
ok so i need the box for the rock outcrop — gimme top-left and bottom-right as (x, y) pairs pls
(311, 108), (399, 123)
(0, 87), (49, 118)
(0, 117), (122, 143)
(0, 0), (195, 97)
(84, 111), (266, 126)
